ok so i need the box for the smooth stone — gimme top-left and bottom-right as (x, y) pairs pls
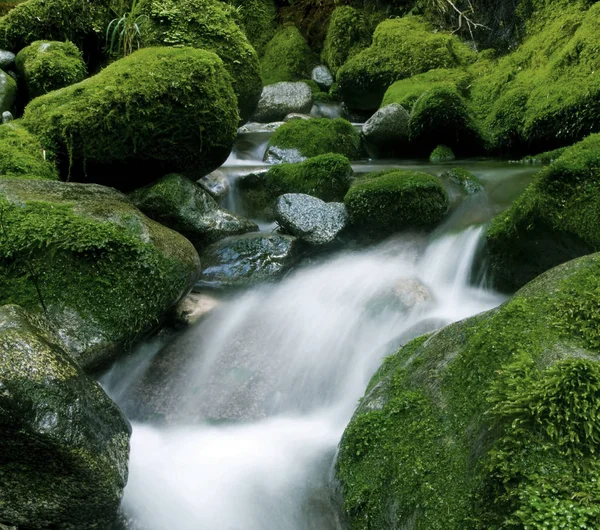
(173, 293), (221, 327)
(274, 193), (348, 245)
(197, 169), (230, 200)
(311, 65), (334, 90)
(284, 113), (312, 122)
(2, 110), (13, 123)
(263, 145), (307, 165)
(251, 82), (314, 123)
(361, 103), (410, 157)
(238, 121), (285, 133)
(0, 50), (15, 70)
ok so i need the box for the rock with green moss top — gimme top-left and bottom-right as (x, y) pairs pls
(0, 121), (58, 179)
(487, 132), (600, 290)
(198, 233), (299, 288)
(222, 0), (276, 56)
(251, 81), (314, 123)
(410, 87), (481, 156)
(337, 250), (600, 529)
(381, 68), (472, 110)
(440, 167), (483, 194)
(429, 144), (455, 162)
(0, 0), (114, 55)
(321, 6), (371, 76)
(264, 118), (361, 163)
(0, 178), (200, 370)
(361, 103), (410, 158)
(337, 16), (476, 112)
(0, 69), (16, 112)
(22, 47), (238, 188)
(15, 40), (86, 100)
(137, 0), (261, 121)
(130, 173), (258, 252)
(344, 169), (448, 236)
(0, 304), (130, 529)
(260, 24), (317, 86)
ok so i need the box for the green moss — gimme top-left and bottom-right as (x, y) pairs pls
(337, 250), (600, 529)
(321, 6), (371, 76)
(0, 178), (200, 369)
(381, 68), (472, 111)
(344, 169), (448, 235)
(267, 118), (362, 160)
(487, 132), (600, 289)
(429, 144), (455, 163)
(138, 0), (262, 120)
(260, 24), (317, 86)
(337, 16), (477, 111)
(15, 40), (87, 100)
(519, 146), (567, 164)
(22, 47), (238, 188)
(0, 122), (58, 179)
(410, 86), (482, 156)
(220, 0), (276, 56)
(440, 167), (483, 194)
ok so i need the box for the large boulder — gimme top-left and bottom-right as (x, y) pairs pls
(130, 173), (258, 252)
(344, 169), (448, 236)
(337, 251), (600, 529)
(275, 193), (348, 245)
(224, 0), (276, 56)
(0, 304), (131, 529)
(138, 0), (262, 121)
(198, 233), (299, 288)
(264, 117), (362, 163)
(0, 121), (58, 179)
(361, 103), (410, 158)
(22, 47), (238, 188)
(487, 132), (600, 290)
(0, 178), (200, 370)
(0, 69), (16, 113)
(337, 17), (476, 112)
(15, 40), (87, 100)
(251, 82), (314, 123)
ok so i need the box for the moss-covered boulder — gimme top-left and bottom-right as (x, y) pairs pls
(22, 47), (238, 188)
(344, 169), (448, 236)
(138, 0), (261, 121)
(260, 24), (317, 86)
(0, 121), (58, 179)
(429, 144), (455, 162)
(321, 6), (371, 76)
(337, 16), (476, 112)
(130, 173), (258, 252)
(15, 40), (86, 100)
(0, 69), (16, 112)
(0, 178), (200, 370)
(264, 118), (361, 163)
(224, 0), (276, 56)
(337, 251), (600, 529)
(487, 132), (600, 290)
(440, 167), (483, 194)
(0, 304), (130, 529)
(0, 0), (114, 55)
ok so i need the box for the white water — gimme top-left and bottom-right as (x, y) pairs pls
(104, 226), (505, 530)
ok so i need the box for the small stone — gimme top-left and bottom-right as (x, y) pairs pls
(0, 50), (15, 71)
(2, 110), (13, 124)
(197, 169), (230, 200)
(263, 145), (307, 165)
(174, 293), (221, 327)
(251, 82), (314, 123)
(311, 65), (334, 90)
(238, 121), (285, 133)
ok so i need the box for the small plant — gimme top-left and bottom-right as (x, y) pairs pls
(106, 0), (147, 57)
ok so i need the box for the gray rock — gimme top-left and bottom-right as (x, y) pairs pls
(173, 293), (221, 327)
(130, 173), (258, 252)
(0, 304), (131, 530)
(263, 145), (307, 165)
(275, 193), (348, 245)
(197, 169), (230, 200)
(310, 101), (343, 119)
(361, 103), (410, 157)
(392, 278), (433, 309)
(0, 50), (15, 70)
(251, 82), (314, 123)
(311, 65), (334, 90)
(238, 121), (285, 133)
(198, 233), (299, 288)
(0, 70), (16, 113)
(2, 110), (13, 124)
(284, 113), (312, 122)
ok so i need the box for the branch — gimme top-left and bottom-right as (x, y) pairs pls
(444, 0), (491, 47)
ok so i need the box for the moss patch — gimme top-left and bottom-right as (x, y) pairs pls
(221, 0), (276, 56)
(429, 144), (455, 162)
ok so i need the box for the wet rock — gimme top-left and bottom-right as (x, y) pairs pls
(0, 69), (16, 113)
(440, 167), (484, 194)
(361, 103), (410, 157)
(263, 145), (307, 165)
(2, 110), (12, 123)
(310, 101), (343, 119)
(251, 82), (314, 123)
(0, 304), (131, 530)
(198, 233), (299, 288)
(173, 293), (221, 327)
(392, 278), (433, 309)
(284, 113), (312, 122)
(197, 169), (230, 200)
(275, 193), (348, 245)
(238, 121), (285, 133)
(311, 65), (334, 90)
(0, 49), (15, 70)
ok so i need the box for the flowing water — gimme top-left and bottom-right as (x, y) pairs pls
(101, 125), (541, 529)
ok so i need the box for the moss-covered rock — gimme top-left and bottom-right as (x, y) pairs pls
(337, 16), (476, 112)
(321, 6), (371, 76)
(0, 68), (16, 112)
(138, 0), (261, 121)
(130, 173), (258, 252)
(429, 144), (455, 162)
(0, 304), (131, 530)
(0, 0), (114, 55)
(0, 178), (200, 370)
(440, 167), (483, 194)
(0, 121), (58, 179)
(264, 118), (361, 162)
(260, 24), (318, 86)
(487, 132), (600, 290)
(410, 86), (482, 156)
(22, 47), (238, 188)
(15, 40), (87, 100)
(223, 0), (276, 56)
(518, 146), (567, 165)
(344, 169), (448, 236)
(337, 250), (600, 529)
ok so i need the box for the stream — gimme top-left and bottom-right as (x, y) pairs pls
(101, 124), (540, 529)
